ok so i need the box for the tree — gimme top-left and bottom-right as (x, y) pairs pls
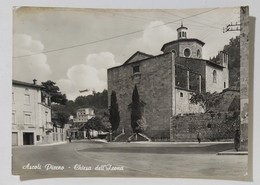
(74, 90), (108, 108)
(65, 100), (78, 117)
(41, 80), (67, 105)
(84, 116), (109, 138)
(135, 116), (147, 133)
(109, 91), (120, 132)
(55, 112), (70, 128)
(85, 117), (106, 132)
(189, 91), (222, 112)
(131, 85), (142, 133)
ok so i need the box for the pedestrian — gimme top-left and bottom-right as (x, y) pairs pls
(69, 136), (72, 143)
(197, 131), (201, 144)
(234, 129), (240, 151)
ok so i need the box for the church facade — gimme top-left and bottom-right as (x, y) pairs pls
(107, 24), (229, 140)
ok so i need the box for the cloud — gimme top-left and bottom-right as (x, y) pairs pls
(57, 52), (118, 100)
(57, 22), (175, 100)
(129, 21), (176, 55)
(86, 52), (117, 69)
(13, 34), (51, 83)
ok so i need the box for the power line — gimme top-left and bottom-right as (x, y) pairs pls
(160, 9), (239, 41)
(13, 8), (218, 59)
(92, 10), (151, 23)
(160, 10), (223, 30)
(13, 29), (145, 59)
(100, 10), (226, 33)
(108, 11), (217, 30)
(109, 12), (157, 22)
(96, 10), (225, 43)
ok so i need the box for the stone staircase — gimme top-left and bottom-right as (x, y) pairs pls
(114, 132), (151, 142)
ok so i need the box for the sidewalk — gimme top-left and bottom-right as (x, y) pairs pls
(217, 149), (248, 155)
(38, 141), (67, 146)
(71, 138), (108, 143)
(129, 141), (233, 144)
(12, 141), (67, 148)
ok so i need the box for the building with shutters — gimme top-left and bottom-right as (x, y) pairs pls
(73, 108), (95, 123)
(12, 79), (60, 146)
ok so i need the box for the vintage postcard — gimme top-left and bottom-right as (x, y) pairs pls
(12, 6), (251, 181)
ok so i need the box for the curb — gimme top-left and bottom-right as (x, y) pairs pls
(89, 139), (108, 143)
(217, 150), (248, 155)
(124, 141), (234, 144)
(38, 142), (67, 146)
(12, 142), (67, 148)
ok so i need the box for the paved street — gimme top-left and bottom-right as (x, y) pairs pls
(12, 141), (248, 180)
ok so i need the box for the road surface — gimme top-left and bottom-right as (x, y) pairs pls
(12, 141), (248, 180)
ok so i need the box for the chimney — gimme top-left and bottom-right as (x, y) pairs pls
(33, 79), (37, 85)
(219, 51), (225, 66)
(225, 53), (229, 65)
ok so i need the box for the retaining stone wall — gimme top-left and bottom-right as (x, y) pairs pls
(171, 112), (240, 142)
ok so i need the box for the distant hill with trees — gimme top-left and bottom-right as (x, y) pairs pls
(52, 90), (108, 119)
(74, 90), (108, 111)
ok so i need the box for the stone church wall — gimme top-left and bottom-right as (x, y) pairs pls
(205, 65), (225, 93)
(162, 42), (179, 55)
(162, 41), (203, 59)
(176, 57), (206, 92)
(178, 41), (203, 58)
(175, 88), (204, 115)
(108, 53), (174, 140)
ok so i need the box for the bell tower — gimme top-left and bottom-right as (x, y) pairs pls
(161, 23), (205, 59)
(177, 22), (188, 40)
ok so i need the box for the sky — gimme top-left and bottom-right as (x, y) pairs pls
(13, 7), (240, 100)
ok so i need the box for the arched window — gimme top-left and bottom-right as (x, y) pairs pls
(171, 49), (177, 57)
(197, 49), (201, 58)
(213, 70), (217, 83)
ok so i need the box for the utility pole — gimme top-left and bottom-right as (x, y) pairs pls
(223, 22), (241, 33)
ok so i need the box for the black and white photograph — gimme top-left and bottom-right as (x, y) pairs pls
(10, 5), (251, 182)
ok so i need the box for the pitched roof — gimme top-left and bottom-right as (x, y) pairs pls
(176, 25), (188, 31)
(123, 51), (153, 65)
(161, 38), (205, 51)
(206, 60), (225, 69)
(177, 56), (224, 69)
(77, 107), (94, 111)
(108, 52), (171, 71)
(12, 79), (44, 89)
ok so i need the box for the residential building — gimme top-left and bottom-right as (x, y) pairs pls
(73, 108), (95, 123)
(69, 108), (95, 139)
(12, 79), (66, 145)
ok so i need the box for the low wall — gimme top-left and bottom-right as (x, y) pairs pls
(42, 132), (66, 144)
(171, 112), (240, 142)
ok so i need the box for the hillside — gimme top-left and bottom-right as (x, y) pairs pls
(208, 88), (240, 113)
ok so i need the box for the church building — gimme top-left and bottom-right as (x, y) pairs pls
(107, 24), (229, 140)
